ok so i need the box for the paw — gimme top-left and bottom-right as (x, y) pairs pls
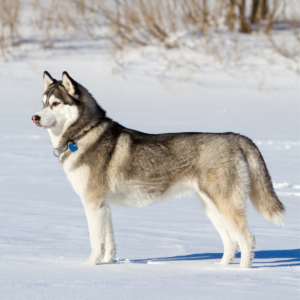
(239, 261), (252, 268)
(86, 254), (101, 265)
(102, 247), (116, 263)
(216, 261), (231, 265)
(219, 258), (234, 265)
(102, 256), (115, 263)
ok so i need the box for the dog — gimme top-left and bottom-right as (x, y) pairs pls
(32, 71), (285, 268)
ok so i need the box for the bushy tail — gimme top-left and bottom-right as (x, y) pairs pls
(239, 136), (285, 226)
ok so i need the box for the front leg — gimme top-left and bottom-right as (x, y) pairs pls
(102, 205), (116, 263)
(84, 200), (107, 265)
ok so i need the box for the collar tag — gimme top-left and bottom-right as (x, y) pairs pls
(68, 142), (79, 152)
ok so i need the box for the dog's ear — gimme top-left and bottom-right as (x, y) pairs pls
(43, 71), (56, 92)
(62, 71), (80, 98)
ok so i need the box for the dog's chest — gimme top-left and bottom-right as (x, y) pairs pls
(62, 153), (90, 198)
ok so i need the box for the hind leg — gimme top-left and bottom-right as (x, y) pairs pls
(214, 200), (255, 268)
(198, 193), (238, 265)
(221, 209), (255, 268)
(206, 209), (238, 265)
(198, 191), (255, 268)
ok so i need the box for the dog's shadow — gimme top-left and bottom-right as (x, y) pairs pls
(130, 249), (300, 268)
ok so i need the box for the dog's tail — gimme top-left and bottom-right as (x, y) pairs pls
(239, 136), (285, 226)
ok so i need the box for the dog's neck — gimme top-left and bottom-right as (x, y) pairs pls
(48, 121), (71, 148)
(48, 116), (109, 149)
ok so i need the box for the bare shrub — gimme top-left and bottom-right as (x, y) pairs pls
(0, 0), (299, 77)
(0, 0), (21, 57)
(30, 0), (80, 49)
(99, 0), (299, 73)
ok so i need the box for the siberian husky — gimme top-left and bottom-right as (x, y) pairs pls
(32, 71), (285, 268)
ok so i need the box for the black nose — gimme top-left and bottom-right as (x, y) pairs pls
(32, 115), (41, 123)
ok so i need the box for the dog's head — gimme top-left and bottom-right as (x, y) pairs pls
(32, 71), (82, 130)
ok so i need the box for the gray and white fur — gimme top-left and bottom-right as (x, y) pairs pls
(32, 71), (285, 268)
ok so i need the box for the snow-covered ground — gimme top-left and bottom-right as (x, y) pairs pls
(0, 49), (299, 300)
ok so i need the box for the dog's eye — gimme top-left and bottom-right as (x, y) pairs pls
(52, 102), (60, 107)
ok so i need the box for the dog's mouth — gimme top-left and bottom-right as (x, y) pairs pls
(35, 121), (57, 129)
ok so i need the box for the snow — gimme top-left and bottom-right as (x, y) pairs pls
(0, 48), (299, 299)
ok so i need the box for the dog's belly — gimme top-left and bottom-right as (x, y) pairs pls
(106, 179), (197, 207)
